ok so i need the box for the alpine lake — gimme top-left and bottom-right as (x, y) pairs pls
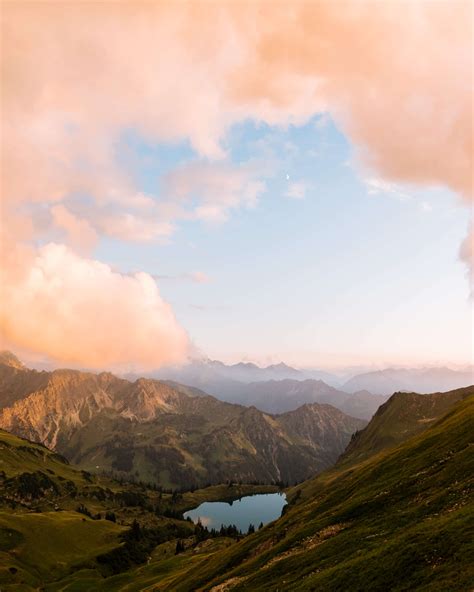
(184, 492), (287, 533)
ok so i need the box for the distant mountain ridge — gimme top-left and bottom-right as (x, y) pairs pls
(342, 366), (474, 395)
(146, 357), (341, 389)
(162, 388), (474, 591)
(204, 378), (388, 420)
(0, 352), (365, 489)
(144, 359), (472, 420)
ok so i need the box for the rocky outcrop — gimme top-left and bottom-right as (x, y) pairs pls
(0, 354), (366, 488)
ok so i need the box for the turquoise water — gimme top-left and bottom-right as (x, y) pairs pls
(183, 492), (287, 532)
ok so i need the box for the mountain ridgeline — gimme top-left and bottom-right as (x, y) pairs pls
(0, 352), (472, 591)
(341, 366), (474, 395)
(196, 378), (388, 419)
(0, 353), (365, 489)
(145, 357), (472, 419)
(156, 387), (474, 591)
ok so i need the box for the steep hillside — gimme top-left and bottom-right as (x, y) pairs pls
(0, 427), (271, 590)
(155, 393), (474, 592)
(1, 388), (471, 591)
(46, 399), (364, 489)
(341, 385), (474, 465)
(0, 355), (365, 488)
(343, 366), (473, 395)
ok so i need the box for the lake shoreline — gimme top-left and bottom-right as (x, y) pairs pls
(177, 483), (283, 513)
(183, 492), (288, 532)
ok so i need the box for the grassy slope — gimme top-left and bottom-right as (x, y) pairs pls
(340, 385), (474, 466)
(0, 511), (124, 588)
(1, 389), (472, 591)
(154, 394), (474, 591)
(0, 428), (85, 482)
(0, 358), (364, 489)
(0, 428), (275, 591)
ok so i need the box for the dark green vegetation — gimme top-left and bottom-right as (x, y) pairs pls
(2, 386), (471, 591)
(0, 352), (472, 591)
(340, 385), (473, 465)
(0, 353), (365, 488)
(0, 427), (278, 590)
(150, 387), (473, 591)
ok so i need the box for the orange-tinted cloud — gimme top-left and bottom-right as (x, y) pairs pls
(4, 2), (470, 207)
(164, 160), (266, 222)
(50, 205), (98, 252)
(0, 242), (189, 371)
(1, 1), (472, 368)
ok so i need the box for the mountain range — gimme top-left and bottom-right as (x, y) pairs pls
(189, 378), (388, 420)
(148, 358), (340, 387)
(0, 352), (365, 489)
(341, 366), (474, 395)
(1, 380), (471, 590)
(143, 358), (473, 419)
(160, 385), (474, 591)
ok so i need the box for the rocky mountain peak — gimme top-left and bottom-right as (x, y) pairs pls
(0, 350), (25, 370)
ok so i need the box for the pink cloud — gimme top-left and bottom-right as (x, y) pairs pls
(163, 161), (267, 223)
(2, 2), (470, 208)
(1, 1), (471, 367)
(50, 205), (98, 252)
(0, 243), (189, 371)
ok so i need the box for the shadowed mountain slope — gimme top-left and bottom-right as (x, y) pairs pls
(155, 390), (474, 591)
(340, 385), (474, 466)
(0, 354), (365, 489)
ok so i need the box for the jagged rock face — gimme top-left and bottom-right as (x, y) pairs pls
(0, 369), (128, 448)
(0, 355), (366, 488)
(0, 351), (25, 370)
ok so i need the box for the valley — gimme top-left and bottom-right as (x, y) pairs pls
(2, 4), (471, 590)
(0, 377), (471, 591)
(0, 353), (365, 489)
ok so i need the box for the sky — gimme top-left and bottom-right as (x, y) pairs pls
(1, 1), (472, 372)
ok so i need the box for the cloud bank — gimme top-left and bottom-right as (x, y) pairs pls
(1, 1), (472, 367)
(1, 243), (189, 370)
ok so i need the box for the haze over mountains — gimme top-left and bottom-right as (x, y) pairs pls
(0, 347), (472, 590)
(2, 380), (470, 590)
(174, 387), (474, 592)
(342, 366), (474, 396)
(143, 358), (473, 420)
(0, 352), (365, 489)
(190, 379), (386, 420)
(150, 358), (340, 386)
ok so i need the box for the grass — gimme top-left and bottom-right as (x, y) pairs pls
(1, 391), (472, 591)
(0, 511), (124, 589)
(0, 427), (281, 591)
(151, 394), (474, 591)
